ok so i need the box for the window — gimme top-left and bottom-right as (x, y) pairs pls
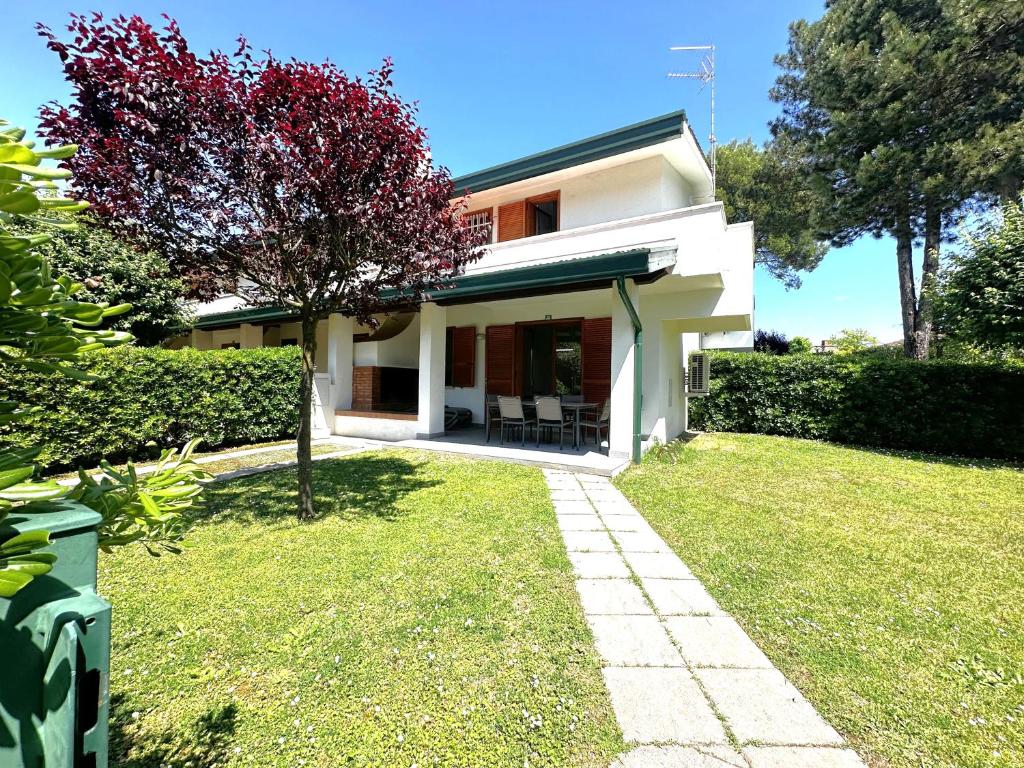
(527, 193), (559, 236)
(496, 191), (559, 242)
(221, 342), (240, 349)
(463, 208), (493, 243)
(280, 338), (298, 347)
(445, 326), (476, 388)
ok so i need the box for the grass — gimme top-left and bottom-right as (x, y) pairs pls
(193, 443), (341, 476)
(101, 450), (621, 768)
(616, 433), (1024, 768)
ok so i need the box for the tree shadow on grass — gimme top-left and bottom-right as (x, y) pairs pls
(198, 452), (440, 524)
(109, 693), (237, 768)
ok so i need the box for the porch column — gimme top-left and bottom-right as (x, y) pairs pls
(327, 313), (354, 413)
(417, 302), (447, 438)
(190, 328), (213, 350)
(609, 279), (639, 458)
(240, 323), (263, 348)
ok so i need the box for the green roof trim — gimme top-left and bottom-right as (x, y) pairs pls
(195, 305), (299, 330)
(426, 248), (652, 303)
(450, 110), (687, 195)
(194, 249), (656, 329)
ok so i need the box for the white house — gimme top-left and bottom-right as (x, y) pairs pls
(174, 111), (754, 463)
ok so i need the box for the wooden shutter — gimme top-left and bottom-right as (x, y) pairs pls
(581, 317), (612, 405)
(449, 326), (476, 388)
(485, 324), (516, 395)
(497, 200), (526, 242)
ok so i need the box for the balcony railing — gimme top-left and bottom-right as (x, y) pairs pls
(466, 202), (725, 276)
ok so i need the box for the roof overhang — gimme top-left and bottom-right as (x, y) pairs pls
(193, 249), (662, 329)
(449, 111), (712, 199)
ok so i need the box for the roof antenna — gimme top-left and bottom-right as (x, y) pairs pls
(668, 44), (716, 197)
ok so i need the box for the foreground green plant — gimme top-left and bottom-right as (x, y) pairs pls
(0, 117), (206, 595)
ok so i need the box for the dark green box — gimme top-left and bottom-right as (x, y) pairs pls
(1, 502), (110, 768)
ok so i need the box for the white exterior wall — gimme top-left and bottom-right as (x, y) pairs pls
(353, 315), (420, 368)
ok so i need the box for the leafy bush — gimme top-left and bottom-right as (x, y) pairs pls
(753, 329), (790, 355)
(690, 352), (1024, 459)
(0, 346), (302, 471)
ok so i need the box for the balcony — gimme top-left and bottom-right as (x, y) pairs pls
(466, 202), (733, 278)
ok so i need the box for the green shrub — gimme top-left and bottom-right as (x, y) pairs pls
(0, 346), (301, 470)
(690, 352), (1024, 459)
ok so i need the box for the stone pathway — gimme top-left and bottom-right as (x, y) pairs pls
(543, 469), (865, 768)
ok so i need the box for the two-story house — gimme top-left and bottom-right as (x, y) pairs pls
(175, 110), (754, 463)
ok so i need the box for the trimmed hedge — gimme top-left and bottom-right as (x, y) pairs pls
(1, 346), (302, 470)
(689, 352), (1024, 460)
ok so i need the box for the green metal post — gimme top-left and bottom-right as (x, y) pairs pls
(615, 276), (643, 463)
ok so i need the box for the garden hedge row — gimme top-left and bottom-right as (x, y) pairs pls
(1, 346), (302, 470)
(689, 352), (1024, 460)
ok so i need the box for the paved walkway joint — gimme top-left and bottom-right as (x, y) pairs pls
(542, 469), (865, 768)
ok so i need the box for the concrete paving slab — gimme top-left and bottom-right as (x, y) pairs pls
(550, 488), (587, 501)
(553, 499), (597, 515)
(641, 578), (723, 616)
(563, 530), (617, 552)
(695, 668), (845, 746)
(743, 746), (865, 768)
(569, 552), (631, 579)
(664, 617), (774, 668)
(576, 579), (653, 615)
(587, 615), (684, 666)
(602, 667), (728, 744)
(624, 550), (695, 580)
(592, 499), (642, 516)
(601, 514), (651, 532)
(610, 745), (746, 768)
(612, 529), (672, 553)
(557, 513), (605, 531)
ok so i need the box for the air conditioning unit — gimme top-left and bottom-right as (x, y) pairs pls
(685, 352), (710, 396)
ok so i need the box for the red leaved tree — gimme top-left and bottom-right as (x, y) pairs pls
(39, 14), (482, 518)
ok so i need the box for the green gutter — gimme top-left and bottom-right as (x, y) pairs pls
(615, 276), (643, 464)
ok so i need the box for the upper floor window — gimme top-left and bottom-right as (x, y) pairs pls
(497, 190), (560, 242)
(528, 192), (559, 236)
(463, 208), (493, 244)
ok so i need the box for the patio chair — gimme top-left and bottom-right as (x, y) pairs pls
(579, 399), (610, 452)
(497, 395), (536, 446)
(535, 396), (575, 451)
(484, 394), (499, 442)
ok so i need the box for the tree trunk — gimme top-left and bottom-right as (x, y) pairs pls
(895, 211), (919, 358)
(296, 310), (318, 520)
(915, 204), (942, 360)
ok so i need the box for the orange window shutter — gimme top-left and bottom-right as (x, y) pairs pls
(581, 317), (612, 405)
(451, 326), (476, 388)
(485, 325), (516, 395)
(497, 200), (526, 242)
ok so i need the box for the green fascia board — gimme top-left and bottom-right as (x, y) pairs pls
(450, 110), (687, 196)
(426, 248), (652, 301)
(193, 249), (653, 329)
(195, 305), (298, 330)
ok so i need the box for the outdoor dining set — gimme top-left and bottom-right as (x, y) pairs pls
(484, 394), (610, 451)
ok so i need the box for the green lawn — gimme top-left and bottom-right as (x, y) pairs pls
(616, 433), (1024, 768)
(101, 450), (621, 768)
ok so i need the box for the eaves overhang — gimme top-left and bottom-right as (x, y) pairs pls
(193, 249), (660, 329)
(450, 110), (687, 196)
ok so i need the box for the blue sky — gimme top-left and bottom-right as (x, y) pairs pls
(5, 0), (907, 344)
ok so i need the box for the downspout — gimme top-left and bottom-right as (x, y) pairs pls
(615, 276), (643, 464)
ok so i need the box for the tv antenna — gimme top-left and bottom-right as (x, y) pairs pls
(668, 44), (716, 194)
